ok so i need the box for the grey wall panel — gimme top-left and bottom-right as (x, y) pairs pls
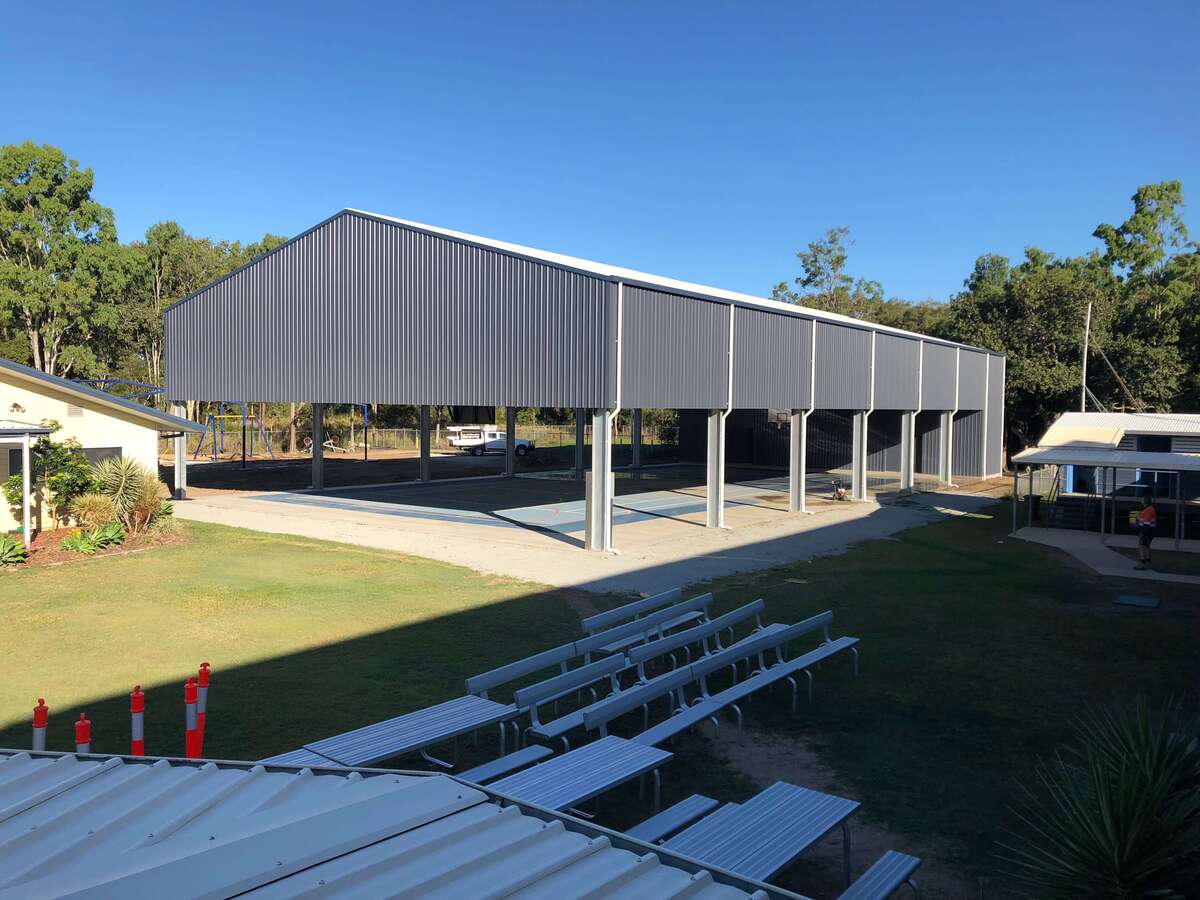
(986, 354), (1005, 475)
(813, 324), (872, 410)
(732, 308), (812, 409)
(873, 334), (919, 410)
(921, 342), (957, 410)
(867, 411), (903, 472)
(952, 410), (985, 478)
(621, 286), (729, 409)
(915, 410), (942, 475)
(165, 212), (613, 407)
(958, 350), (988, 411)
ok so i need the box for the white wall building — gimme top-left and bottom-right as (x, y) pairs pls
(0, 356), (200, 536)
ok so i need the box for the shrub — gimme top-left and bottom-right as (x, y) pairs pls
(70, 493), (119, 529)
(91, 458), (166, 534)
(0, 535), (27, 567)
(999, 698), (1200, 898)
(60, 522), (126, 556)
(1, 434), (97, 526)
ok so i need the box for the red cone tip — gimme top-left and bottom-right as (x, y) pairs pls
(130, 686), (144, 712)
(198, 662), (211, 687)
(33, 699), (48, 728)
(184, 677), (197, 704)
(75, 714), (91, 741)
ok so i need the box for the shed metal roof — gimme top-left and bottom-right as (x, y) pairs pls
(0, 419), (54, 438)
(1012, 446), (1200, 472)
(0, 357), (202, 433)
(0, 750), (786, 900)
(1040, 412), (1200, 445)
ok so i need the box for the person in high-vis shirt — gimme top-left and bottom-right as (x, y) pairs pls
(1135, 497), (1157, 569)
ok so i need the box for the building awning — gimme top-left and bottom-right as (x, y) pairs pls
(0, 419), (54, 440)
(1012, 446), (1200, 472)
(0, 750), (781, 899)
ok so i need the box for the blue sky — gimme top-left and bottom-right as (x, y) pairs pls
(9, 1), (1198, 300)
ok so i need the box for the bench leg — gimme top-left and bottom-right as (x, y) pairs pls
(652, 768), (662, 811)
(511, 721), (522, 750)
(906, 878), (920, 897)
(851, 647), (860, 676)
(421, 735), (458, 769)
(787, 675), (797, 713)
(731, 703), (743, 740)
(498, 722), (506, 756)
(806, 670), (813, 703)
(841, 821), (852, 888)
(643, 703), (649, 731)
(561, 736), (571, 753)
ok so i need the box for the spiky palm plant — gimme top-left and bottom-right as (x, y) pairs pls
(999, 699), (1200, 898)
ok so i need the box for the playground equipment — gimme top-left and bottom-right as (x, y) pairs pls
(76, 377), (164, 402)
(192, 403), (276, 467)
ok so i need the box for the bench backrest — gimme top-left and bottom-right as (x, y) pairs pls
(575, 593), (714, 657)
(627, 599), (766, 669)
(581, 666), (696, 732)
(581, 587), (682, 634)
(513, 654), (626, 710)
(691, 611), (833, 681)
(465, 642), (576, 697)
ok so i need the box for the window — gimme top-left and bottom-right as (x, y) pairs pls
(81, 447), (122, 465)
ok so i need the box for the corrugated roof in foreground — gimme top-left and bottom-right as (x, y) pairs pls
(1012, 446), (1200, 471)
(1039, 411), (1200, 443)
(0, 750), (785, 900)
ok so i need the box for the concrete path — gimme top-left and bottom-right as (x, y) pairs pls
(176, 483), (1000, 595)
(1012, 527), (1200, 585)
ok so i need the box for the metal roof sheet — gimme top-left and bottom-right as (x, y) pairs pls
(1041, 412), (1200, 442)
(0, 751), (782, 900)
(1012, 446), (1200, 471)
(0, 419), (54, 438)
(0, 357), (202, 433)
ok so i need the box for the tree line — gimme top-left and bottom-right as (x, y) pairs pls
(773, 182), (1200, 449)
(4, 141), (1197, 454)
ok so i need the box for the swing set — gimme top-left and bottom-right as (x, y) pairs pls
(193, 403), (277, 467)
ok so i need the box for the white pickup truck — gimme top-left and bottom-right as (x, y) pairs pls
(447, 425), (535, 457)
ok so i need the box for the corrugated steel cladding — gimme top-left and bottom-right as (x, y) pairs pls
(957, 350), (988, 411)
(920, 343), (957, 410)
(621, 286), (729, 409)
(732, 308), (811, 409)
(165, 209), (1003, 418)
(165, 214), (613, 407)
(953, 411), (985, 477)
(813, 323), (873, 409)
(872, 335), (919, 410)
(986, 354), (1005, 474)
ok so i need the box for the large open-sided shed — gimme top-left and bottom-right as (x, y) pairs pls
(164, 209), (1005, 550)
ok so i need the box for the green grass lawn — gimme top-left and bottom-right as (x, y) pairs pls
(1, 505), (1195, 896)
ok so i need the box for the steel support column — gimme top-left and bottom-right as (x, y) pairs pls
(630, 408), (642, 469)
(172, 402), (189, 500)
(1012, 467), (1019, 533)
(900, 411), (915, 493)
(505, 407), (517, 478)
(419, 405), (431, 483)
(574, 408), (585, 478)
(311, 403), (325, 491)
(851, 412), (869, 501)
(21, 433), (31, 548)
(788, 409), (809, 513)
(586, 409), (614, 551)
(707, 410), (728, 528)
(938, 410), (953, 484)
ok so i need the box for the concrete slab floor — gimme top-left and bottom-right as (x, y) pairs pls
(174, 476), (1002, 595)
(1011, 527), (1200, 586)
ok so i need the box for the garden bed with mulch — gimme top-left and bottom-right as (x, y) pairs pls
(3, 524), (186, 569)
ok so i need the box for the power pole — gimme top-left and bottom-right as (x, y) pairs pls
(1080, 301), (1092, 413)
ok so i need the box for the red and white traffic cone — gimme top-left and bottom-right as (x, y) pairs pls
(196, 662), (211, 754)
(130, 686), (145, 756)
(32, 699), (48, 751)
(75, 713), (91, 755)
(184, 677), (199, 759)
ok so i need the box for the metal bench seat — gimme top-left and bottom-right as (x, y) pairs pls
(514, 654), (626, 723)
(630, 698), (724, 746)
(839, 850), (921, 899)
(577, 593), (714, 661)
(709, 636), (861, 719)
(490, 735), (673, 812)
(580, 587), (682, 634)
(258, 746), (345, 768)
(626, 794), (720, 843)
(626, 600), (768, 678)
(597, 609), (705, 654)
(303, 694), (519, 768)
(455, 744), (554, 784)
(664, 781), (859, 886)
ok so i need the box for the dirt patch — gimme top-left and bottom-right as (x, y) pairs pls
(707, 720), (980, 900)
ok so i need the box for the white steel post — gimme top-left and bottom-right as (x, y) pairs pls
(851, 412), (869, 501)
(172, 402), (189, 500)
(311, 403), (325, 491)
(706, 410), (727, 528)
(586, 409), (614, 551)
(900, 411), (915, 493)
(789, 409), (809, 513)
(938, 411), (953, 484)
(505, 407), (516, 478)
(21, 433), (32, 548)
(630, 408), (642, 469)
(419, 405), (431, 483)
